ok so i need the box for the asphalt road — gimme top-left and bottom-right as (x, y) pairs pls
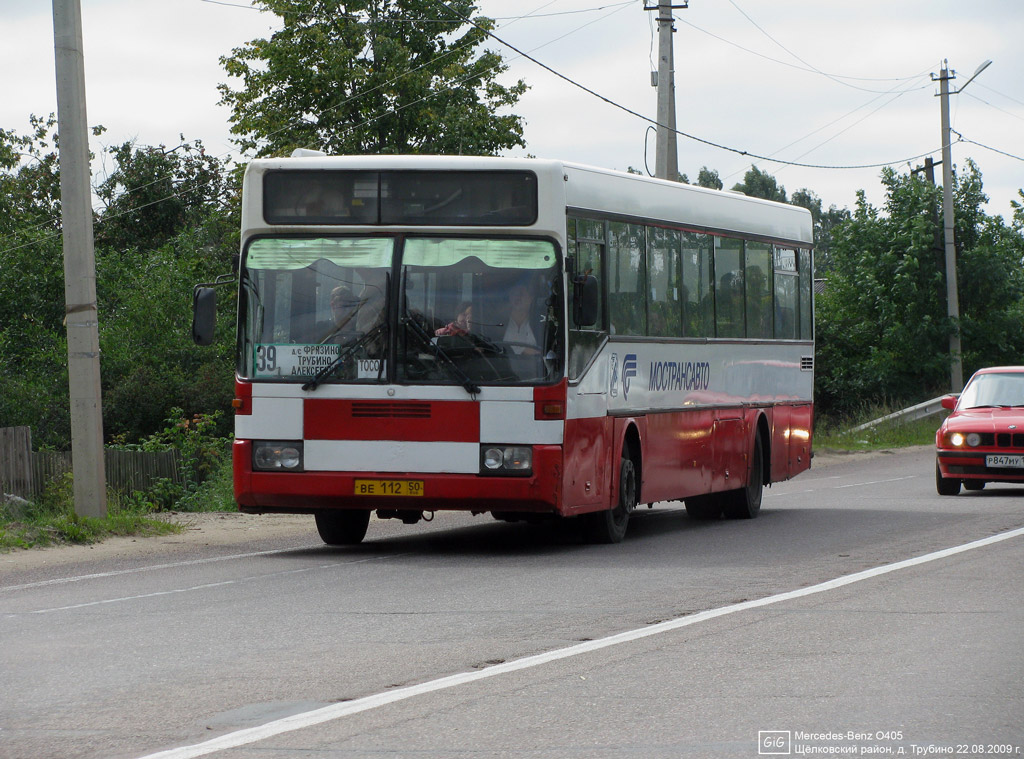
(1, 446), (1022, 759)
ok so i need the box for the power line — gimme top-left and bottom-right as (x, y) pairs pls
(951, 130), (1024, 162)
(677, 16), (931, 94)
(427, 0), (941, 171)
(1, 2), (614, 255)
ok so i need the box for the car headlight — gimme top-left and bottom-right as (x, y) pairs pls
(950, 432), (965, 447)
(253, 441), (304, 471)
(480, 445), (532, 476)
(966, 433), (982, 447)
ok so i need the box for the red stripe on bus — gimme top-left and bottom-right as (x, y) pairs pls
(303, 399), (480, 442)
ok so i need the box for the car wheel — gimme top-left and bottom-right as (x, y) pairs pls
(935, 461), (961, 496)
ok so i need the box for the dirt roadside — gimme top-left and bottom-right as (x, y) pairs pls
(0, 447), (924, 574)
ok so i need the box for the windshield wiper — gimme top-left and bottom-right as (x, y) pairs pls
(403, 309), (481, 397)
(302, 323), (387, 392)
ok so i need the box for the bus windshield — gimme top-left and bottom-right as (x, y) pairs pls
(238, 236), (562, 386)
(399, 238), (561, 387)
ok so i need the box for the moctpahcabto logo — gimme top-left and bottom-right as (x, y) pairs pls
(622, 353), (638, 401)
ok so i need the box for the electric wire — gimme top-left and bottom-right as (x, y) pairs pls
(428, 0), (941, 171)
(677, 16), (931, 94)
(0, 2), (624, 255)
(725, 0), (927, 91)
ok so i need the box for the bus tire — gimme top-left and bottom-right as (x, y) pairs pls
(685, 494), (723, 520)
(315, 509), (371, 545)
(583, 453), (636, 544)
(722, 434), (764, 519)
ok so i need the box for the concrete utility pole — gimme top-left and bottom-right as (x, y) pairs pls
(932, 58), (991, 393)
(646, 1), (687, 181)
(52, 0), (107, 518)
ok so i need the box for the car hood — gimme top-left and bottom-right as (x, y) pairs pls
(946, 407), (1024, 431)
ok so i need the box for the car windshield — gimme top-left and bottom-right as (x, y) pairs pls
(958, 372), (1024, 409)
(237, 236), (562, 387)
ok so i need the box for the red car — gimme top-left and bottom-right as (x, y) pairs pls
(935, 366), (1024, 495)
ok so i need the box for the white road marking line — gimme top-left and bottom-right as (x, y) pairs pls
(1, 546), (315, 592)
(136, 526), (1024, 759)
(9, 555), (406, 616)
(835, 476), (914, 489)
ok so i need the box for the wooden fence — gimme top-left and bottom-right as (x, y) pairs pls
(1, 426), (183, 500)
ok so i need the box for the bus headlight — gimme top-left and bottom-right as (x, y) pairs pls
(481, 445), (532, 476)
(253, 441), (304, 471)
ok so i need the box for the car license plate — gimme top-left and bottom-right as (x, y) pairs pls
(354, 479), (424, 497)
(986, 454), (1024, 468)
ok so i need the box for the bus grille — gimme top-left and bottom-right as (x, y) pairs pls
(350, 401), (432, 419)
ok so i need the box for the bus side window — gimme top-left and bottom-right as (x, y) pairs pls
(646, 226), (682, 338)
(682, 232), (714, 338)
(714, 237), (744, 338)
(568, 218), (607, 381)
(608, 222), (646, 336)
(745, 241), (773, 339)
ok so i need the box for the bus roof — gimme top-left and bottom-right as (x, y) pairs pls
(242, 155), (813, 247)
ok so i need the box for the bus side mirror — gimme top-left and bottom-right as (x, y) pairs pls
(192, 286), (217, 346)
(573, 274), (599, 327)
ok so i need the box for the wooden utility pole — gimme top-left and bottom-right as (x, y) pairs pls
(52, 0), (107, 518)
(646, 1), (687, 181)
(931, 58), (990, 393)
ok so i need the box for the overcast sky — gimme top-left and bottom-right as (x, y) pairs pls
(3, 0), (1022, 217)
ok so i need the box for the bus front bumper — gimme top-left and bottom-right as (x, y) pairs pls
(233, 440), (564, 514)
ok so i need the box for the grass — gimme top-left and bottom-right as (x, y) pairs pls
(0, 474), (183, 552)
(815, 408), (946, 452)
(0, 458), (238, 553)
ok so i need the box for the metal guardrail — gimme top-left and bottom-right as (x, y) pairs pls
(848, 395), (954, 434)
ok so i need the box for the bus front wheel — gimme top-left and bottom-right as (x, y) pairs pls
(722, 434), (764, 519)
(583, 453), (636, 544)
(315, 509), (371, 545)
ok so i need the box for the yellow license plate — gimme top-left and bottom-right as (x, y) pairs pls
(354, 479), (424, 497)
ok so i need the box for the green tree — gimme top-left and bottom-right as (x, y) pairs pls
(0, 118), (238, 448)
(815, 163), (1024, 418)
(93, 140), (239, 442)
(218, 0), (527, 157)
(790, 188), (850, 272)
(732, 165), (786, 202)
(95, 139), (233, 254)
(696, 166), (723, 190)
(0, 116), (72, 445)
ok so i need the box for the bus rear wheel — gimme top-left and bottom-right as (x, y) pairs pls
(583, 453), (636, 544)
(685, 494), (723, 520)
(315, 509), (371, 545)
(722, 434), (764, 519)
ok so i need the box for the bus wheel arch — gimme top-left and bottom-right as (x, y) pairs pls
(621, 424), (643, 504)
(582, 424), (641, 544)
(722, 416), (768, 520)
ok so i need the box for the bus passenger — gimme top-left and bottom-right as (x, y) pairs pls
(435, 302), (473, 337)
(503, 285), (539, 355)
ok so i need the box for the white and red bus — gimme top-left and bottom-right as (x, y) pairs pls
(194, 155), (814, 544)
